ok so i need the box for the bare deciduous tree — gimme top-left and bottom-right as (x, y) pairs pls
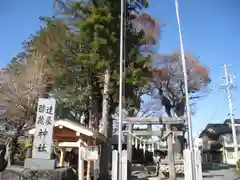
(150, 52), (211, 117)
(0, 52), (49, 123)
(149, 52), (211, 179)
(0, 51), (52, 166)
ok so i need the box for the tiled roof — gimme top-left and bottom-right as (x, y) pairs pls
(224, 119), (240, 124)
(199, 123), (231, 137)
(199, 118), (240, 138)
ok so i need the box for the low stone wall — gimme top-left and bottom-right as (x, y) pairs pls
(159, 158), (184, 175)
(0, 166), (77, 180)
(159, 164), (184, 174)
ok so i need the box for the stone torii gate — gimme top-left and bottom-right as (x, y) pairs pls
(123, 116), (186, 179)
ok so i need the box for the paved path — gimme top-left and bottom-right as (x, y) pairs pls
(132, 164), (240, 180)
(132, 165), (183, 179)
(202, 168), (240, 180)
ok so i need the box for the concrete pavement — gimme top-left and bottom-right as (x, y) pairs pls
(132, 164), (240, 180)
(202, 167), (240, 180)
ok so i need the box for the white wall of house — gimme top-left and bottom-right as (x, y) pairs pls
(223, 147), (240, 165)
(201, 135), (210, 150)
(221, 130), (240, 165)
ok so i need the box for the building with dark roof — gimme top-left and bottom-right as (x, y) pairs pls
(199, 119), (240, 165)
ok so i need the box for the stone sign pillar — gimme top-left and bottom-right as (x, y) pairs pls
(24, 98), (56, 170)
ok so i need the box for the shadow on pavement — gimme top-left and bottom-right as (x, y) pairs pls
(202, 163), (235, 172)
(201, 163), (240, 180)
(203, 174), (224, 178)
(132, 175), (149, 180)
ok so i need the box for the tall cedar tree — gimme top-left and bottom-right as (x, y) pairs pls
(51, 0), (159, 178)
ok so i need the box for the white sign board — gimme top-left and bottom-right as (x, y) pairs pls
(82, 146), (99, 161)
(32, 98), (56, 159)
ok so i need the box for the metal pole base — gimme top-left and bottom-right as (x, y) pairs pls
(183, 149), (196, 180)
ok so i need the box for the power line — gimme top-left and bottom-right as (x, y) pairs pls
(207, 95), (226, 123)
(208, 106), (219, 123)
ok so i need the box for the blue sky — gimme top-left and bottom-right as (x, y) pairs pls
(1, 0), (240, 136)
(148, 0), (240, 136)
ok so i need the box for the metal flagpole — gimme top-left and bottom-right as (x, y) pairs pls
(118, 0), (124, 179)
(174, 0), (196, 179)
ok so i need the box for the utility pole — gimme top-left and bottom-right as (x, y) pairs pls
(221, 64), (238, 165)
